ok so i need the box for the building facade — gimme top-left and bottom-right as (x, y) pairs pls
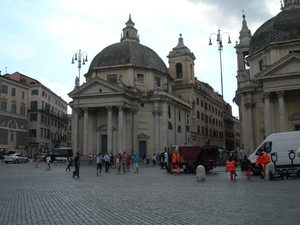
(7, 72), (68, 157)
(69, 15), (235, 157)
(0, 75), (29, 155)
(234, 1), (300, 154)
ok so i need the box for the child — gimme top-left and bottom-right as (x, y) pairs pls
(225, 156), (237, 180)
(240, 155), (252, 179)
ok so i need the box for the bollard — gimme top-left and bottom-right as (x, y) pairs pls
(196, 165), (206, 181)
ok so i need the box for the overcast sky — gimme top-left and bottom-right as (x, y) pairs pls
(0, 0), (282, 116)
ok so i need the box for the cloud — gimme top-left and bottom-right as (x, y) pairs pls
(38, 78), (72, 114)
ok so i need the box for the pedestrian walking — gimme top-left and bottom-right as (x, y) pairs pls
(225, 156), (237, 180)
(240, 155), (252, 179)
(170, 150), (180, 175)
(89, 153), (93, 165)
(152, 153), (156, 165)
(132, 153), (139, 173)
(35, 155), (40, 167)
(73, 153), (81, 178)
(96, 153), (103, 176)
(104, 153), (110, 172)
(126, 154), (131, 172)
(121, 153), (126, 174)
(46, 154), (51, 170)
(239, 146), (246, 165)
(65, 157), (71, 171)
(115, 153), (121, 173)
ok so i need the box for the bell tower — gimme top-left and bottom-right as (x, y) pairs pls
(167, 34), (196, 85)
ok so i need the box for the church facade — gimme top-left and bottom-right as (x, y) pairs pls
(234, 0), (300, 153)
(69, 15), (227, 157)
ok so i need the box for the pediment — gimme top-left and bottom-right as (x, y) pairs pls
(137, 132), (150, 139)
(256, 53), (300, 92)
(68, 76), (124, 97)
(256, 53), (300, 80)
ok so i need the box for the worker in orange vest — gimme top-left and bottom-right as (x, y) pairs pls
(170, 150), (180, 174)
(225, 156), (237, 180)
(255, 149), (270, 179)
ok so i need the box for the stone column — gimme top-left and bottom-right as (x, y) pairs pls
(263, 92), (272, 138)
(132, 108), (138, 155)
(245, 102), (255, 153)
(72, 109), (78, 152)
(118, 106), (124, 154)
(153, 108), (160, 154)
(107, 106), (113, 155)
(161, 103), (168, 151)
(83, 108), (88, 156)
(277, 91), (286, 132)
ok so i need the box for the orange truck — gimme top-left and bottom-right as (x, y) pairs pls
(165, 145), (219, 173)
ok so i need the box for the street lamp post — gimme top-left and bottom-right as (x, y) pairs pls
(71, 49), (88, 153)
(209, 29), (231, 152)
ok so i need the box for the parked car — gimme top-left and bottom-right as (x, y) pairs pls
(4, 154), (29, 164)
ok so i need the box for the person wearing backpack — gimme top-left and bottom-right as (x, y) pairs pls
(240, 155), (252, 179)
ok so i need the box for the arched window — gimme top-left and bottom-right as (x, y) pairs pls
(177, 125), (182, 133)
(9, 121), (17, 129)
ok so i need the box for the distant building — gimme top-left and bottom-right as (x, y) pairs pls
(0, 74), (29, 155)
(234, 1), (300, 153)
(6, 72), (68, 157)
(69, 15), (235, 157)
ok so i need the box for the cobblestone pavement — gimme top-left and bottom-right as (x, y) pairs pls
(0, 160), (299, 225)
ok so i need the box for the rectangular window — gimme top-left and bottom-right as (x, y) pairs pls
(22, 91), (25, 100)
(31, 89), (39, 95)
(201, 100), (203, 107)
(168, 105), (171, 118)
(20, 105), (26, 115)
(137, 74), (144, 84)
(11, 103), (17, 113)
(30, 114), (38, 121)
(1, 84), (8, 94)
(107, 74), (117, 83)
(29, 129), (37, 138)
(30, 101), (38, 109)
(154, 77), (161, 87)
(10, 132), (14, 142)
(259, 60), (263, 71)
(196, 98), (199, 105)
(41, 128), (43, 138)
(178, 110), (181, 121)
(11, 88), (16, 97)
(1, 101), (7, 111)
(197, 111), (200, 119)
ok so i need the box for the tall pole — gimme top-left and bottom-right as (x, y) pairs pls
(72, 50), (88, 153)
(209, 29), (231, 152)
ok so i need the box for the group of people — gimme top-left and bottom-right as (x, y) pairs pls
(93, 152), (140, 176)
(225, 146), (271, 180)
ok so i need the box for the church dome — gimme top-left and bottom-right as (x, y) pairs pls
(88, 15), (168, 74)
(88, 41), (168, 73)
(249, 6), (300, 55)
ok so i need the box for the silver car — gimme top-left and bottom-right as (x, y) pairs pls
(4, 154), (29, 164)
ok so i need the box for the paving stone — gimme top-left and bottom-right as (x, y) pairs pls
(0, 162), (299, 225)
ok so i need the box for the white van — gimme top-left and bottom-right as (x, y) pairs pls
(248, 131), (300, 175)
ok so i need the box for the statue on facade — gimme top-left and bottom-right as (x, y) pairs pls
(262, 50), (267, 67)
(118, 73), (123, 84)
(75, 76), (79, 88)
